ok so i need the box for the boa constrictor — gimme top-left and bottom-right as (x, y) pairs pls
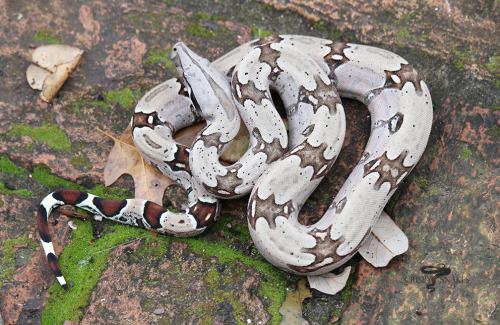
(37, 35), (432, 291)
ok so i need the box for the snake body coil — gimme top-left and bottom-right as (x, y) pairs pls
(37, 35), (433, 290)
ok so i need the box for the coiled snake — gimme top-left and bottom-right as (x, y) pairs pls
(37, 35), (432, 291)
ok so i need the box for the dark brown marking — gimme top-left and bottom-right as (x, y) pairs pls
(388, 112), (404, 134)
(168, 145), (191, 173)
(38, 191), (88, 243)
(47, 252), (69, 291)
(189, 200), (218, 228)
(176, 77), (190, 97)
(291, 141), (337, 180)
(374, 112), (404, 134)
(301, 124), (315, 137)
(92, 197), (128, 218)
(203, 164), (244, 197)
(258, 43), (283, 80)
(251, 35), (283, 46)
(37, 205), (51, 242)
(248, 191), (295, 229)
(384, 64), (423, 94)
(251, 127), (287, 165)
(288, 226), (344, 273)
(323, 42), (351, 80)
(226, 65), (235, 78)
(133, 111), (166, 130)
(298, 75), (340, 115)
(232, 77), (270, 106)
(53, 190), (88, 205)
(198, 132), (226, 152)
(332, 197), (347, 214)
(363, 151), (414, 193)
(143, 201), (165, 229)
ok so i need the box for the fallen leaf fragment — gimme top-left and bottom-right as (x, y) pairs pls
(102, 126), (175, 205)
(220, 120), (250, 163)
(307, 266), (351, 295)
(359, 211), (409, 267)
(220, 118), (288, 163)
(279, 278), (312, 325)
(26, 44), (83, 102)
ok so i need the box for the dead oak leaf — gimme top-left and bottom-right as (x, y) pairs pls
(279, 278), (312, 325)
(101, 126), (175, 205)
(101, 122), (209, 205)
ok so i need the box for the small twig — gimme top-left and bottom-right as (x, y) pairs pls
(56, 205), (90, 220)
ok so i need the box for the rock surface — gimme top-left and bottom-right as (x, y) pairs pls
(0, 0), (498, 324)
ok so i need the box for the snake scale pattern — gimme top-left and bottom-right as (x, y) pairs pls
(37, 35), (433, 291)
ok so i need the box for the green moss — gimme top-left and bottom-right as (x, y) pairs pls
(251, 26), (274, 38)
(313, 22), (327, 31)
(341, 275), (353, 302)
(397, 11), (416, 22)
(261, 4), (273, 11)
(454, 59), (465, 71)
(0, 155), (28, 174)
(31, 163), (131, 199)
(385, 189), (401, 214)
(144, 12), (163, 27)
(492, 106), (500, 111)
(460, 146), (472, 159)
(143, 48), (176, 70)
(186, 14), (216, 39)
(329, 29), (342, 41)
(7, 121), (72, 152)
(486, 56), (500, 74)
(32, 161), (286, 322)
(34, 30), (63, 44)
(88, 184), (132, 200)
(32, 164), (83, 190)
(0, 183), (32, 197)
(396, 27), (409, 39)
(414, 178), (428, 191)
(104, 88), (138, 110)
(42, 220), (286, 323)
(486, 124), (500, 137)
(259, 279), (286, 324)
(452, 49), (474, 72)
(42, 222), (147, 324)
(209, 213), (252, 241)
(186, 13), (228, 39)
(69, 94), (110, 118)
(179, 238), (286, 324)
(70, 155), (92, 170)
(429, 189), (443, 195)
(186, 23), (217, 39)
(0, 235), (37, 283)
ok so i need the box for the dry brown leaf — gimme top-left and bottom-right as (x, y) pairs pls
(102, 126), (175, 205)
(173, 122), (206, 147)
(26, 44), (83, 102)
(172, 120), (249, 164)
(220, 118), (288, 163)
(359, 211), (409, 267)
(220, 120), (250, 163)
(307, 266), (351, 296)
(279, 278), (312, 325)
